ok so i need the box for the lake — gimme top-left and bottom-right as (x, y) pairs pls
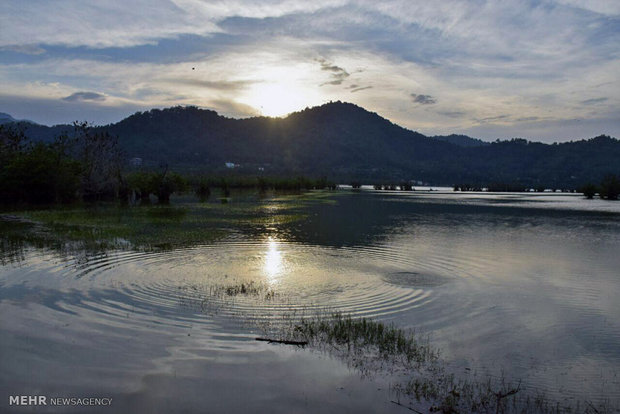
(1, 190), (619, 413)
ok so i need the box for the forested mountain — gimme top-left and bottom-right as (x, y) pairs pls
(431, 134), (488, 147)
(6, 102), (620, 188)
(0, 113), (18, 125)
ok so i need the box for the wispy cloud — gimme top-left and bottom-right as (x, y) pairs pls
(317, 58), (350, 85)
(349, 86), (372, 93)
(0, 44), (46, 55)
(438, 111), (466, 119)
(0, 0), (618, 141)
(515, 116), (540, 122)
(473, 114), (510, 124)
(160, 78), (257, 91)
(581, 97), (608, 105)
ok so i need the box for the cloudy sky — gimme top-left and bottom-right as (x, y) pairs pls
(1, 0), (618, 142)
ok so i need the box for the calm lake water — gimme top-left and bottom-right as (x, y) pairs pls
(1, 190), (619, 412)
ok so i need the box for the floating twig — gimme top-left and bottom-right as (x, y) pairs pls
(255, 337), (308, 346)
(390, 400), (423, 413)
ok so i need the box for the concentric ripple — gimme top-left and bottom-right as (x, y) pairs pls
(2, 239), (461, 331)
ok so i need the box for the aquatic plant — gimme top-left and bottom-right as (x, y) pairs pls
(259, 311), (614, 414)
(291, 312), (437, 366)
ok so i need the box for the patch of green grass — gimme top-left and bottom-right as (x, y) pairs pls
(291, 312), (437, 365)
(262, 311), (614, 414)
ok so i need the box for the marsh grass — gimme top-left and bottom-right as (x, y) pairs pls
(177, 280), (279, 315)
(258, 310), (615, 414)
(0, 191), (320, 256)
(291, 312), (438, 367)
(173, 279), (618, 414)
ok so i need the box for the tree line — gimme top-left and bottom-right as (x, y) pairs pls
(0, 124), (337, 205)
(579, 176), (620, 200)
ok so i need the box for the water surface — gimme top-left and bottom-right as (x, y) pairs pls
(1, 190), (619, 412)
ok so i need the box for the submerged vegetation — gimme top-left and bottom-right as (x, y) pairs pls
(0, 191), (338, 260)
(291, 312), (437, 367)
(278, 313), (612, 413)
(172, 274), (616, 414)
(1, 185), (619, 412)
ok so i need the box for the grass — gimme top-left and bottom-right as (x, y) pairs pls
(291, 312), (437, 366)
(1, 190), (616, 412)
(256, 310), (614, 414)
(171, 279), (617, 413)
(177, 280), (279, 316)
(0, 190), (327, 255)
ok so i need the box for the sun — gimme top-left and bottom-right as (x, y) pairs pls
(243, 82), (312, 117)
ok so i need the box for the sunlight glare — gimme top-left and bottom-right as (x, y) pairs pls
(264, 237), (283, 281)
(245, 82), (308, 117)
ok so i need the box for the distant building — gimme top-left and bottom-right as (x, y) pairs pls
(130, 157), (142, 167)
(225, 162), (236, 168)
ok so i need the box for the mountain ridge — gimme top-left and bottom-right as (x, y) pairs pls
(2, 102), (618, 188)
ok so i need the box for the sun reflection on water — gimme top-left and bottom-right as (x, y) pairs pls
(264, 237), (283, 282)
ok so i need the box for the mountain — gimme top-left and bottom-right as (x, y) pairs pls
(0, 112), (40, 125)
(7, 102), (620, 187)
(431, 134), (488, 147)
(0, 112), (17, 124)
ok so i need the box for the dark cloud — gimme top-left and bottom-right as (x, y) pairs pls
(317, 58), (349, 86)
(581, 97), (608, 105)
(515, 116), (540, 122)
(62, 91), (106, 102)
(411, 93), (436, 105)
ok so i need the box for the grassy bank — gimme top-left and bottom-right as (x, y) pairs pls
(0, 191), (337, 259)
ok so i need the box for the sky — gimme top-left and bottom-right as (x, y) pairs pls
(1, 0), (619, 142)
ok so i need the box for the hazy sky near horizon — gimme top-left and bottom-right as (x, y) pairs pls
(1, 0), (619, 142)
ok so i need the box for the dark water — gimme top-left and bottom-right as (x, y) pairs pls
(1, 191), (619, 412)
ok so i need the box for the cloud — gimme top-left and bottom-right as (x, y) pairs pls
(411, 93), (436, 105)
(62, 91), (107, 102)
(161, 78), (257, 92)
(0, 44), (45, 55)
(581, 97), (608, 105)
(1, 1), (619, 141)
(473, 114), (510, 124)
(0, 94), (146, 126)
(438, 111), (466, 118)
(0, 0), (347, 49)
(553, 0), (620, 16)
(317, 58), (350, 85)
(208, 99), (261, 118)
(461, 115), (620, 143)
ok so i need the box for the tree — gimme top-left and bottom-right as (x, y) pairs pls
(126, 171), (157, 202)
(1, 126), (81, 204)
(73, 122), (124, 201)
(599, 174), (620, 200)
(578, 183), (597, 199)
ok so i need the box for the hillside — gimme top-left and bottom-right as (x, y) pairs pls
(4, 102), (620, 187)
